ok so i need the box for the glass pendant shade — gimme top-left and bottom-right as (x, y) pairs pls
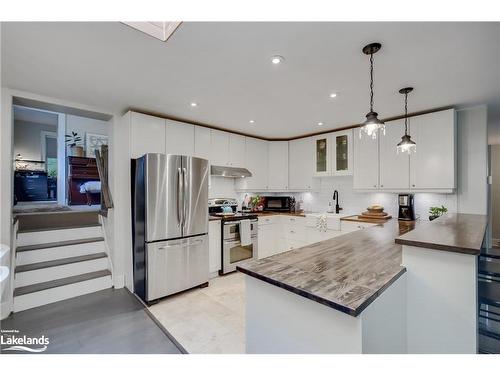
(360, 111), (385, 139)
(396, 134), (416, 154)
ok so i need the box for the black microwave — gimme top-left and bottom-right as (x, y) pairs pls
(263, 196), (294, 212)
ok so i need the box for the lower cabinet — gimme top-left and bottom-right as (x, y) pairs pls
(209, 220), (221, 274)
(256, 215), (380, 261)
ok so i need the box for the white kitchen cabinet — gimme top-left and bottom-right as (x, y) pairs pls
(209, 220), (221, 274)
(229, 134), (246, 167)
(288, 137), (318, 191)
(312, 134), (331, 177)
(353, 129), (380, 189)
(194, 126), (211, 161)
(268, 141), (289, 190)
(257, 217), (276, 259)
(410, 109), (456, 191)
(210, 129), (230, 166)
(379, 119), (410, 190)
(236, 137), (269, 191)
(130, 112), (166, 159)
(331, 129), (354, 176)
(165, 119), (194, 156)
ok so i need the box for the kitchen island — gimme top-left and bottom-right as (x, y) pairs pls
(237, 214), (487, 354)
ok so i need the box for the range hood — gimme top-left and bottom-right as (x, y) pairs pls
(210, 165), (252, 178)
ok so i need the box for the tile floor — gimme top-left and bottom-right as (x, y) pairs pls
(148, 272), (245, 354)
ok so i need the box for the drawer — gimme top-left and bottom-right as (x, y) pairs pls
(305, 216), (341, 231)
(340, 221), (377, 233)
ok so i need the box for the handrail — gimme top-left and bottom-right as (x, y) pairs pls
(95, 145), (113, 215)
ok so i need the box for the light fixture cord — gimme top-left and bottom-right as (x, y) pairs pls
(369, 53), (374, 112)
(404, 92), (408, 135)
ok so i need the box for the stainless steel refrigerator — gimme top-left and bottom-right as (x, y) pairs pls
(132, 153), (209, 303)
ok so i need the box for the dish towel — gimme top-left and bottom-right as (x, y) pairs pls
(240, 219), (252, 246)
(316, 214), (327, 232)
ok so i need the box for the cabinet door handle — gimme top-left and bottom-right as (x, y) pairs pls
(412, 184), (415, 187)
(380, 184), (384, 187)
(373, 184), (377, 188)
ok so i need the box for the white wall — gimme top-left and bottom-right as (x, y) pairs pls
(457, 106), (488, 215)
(491, 145), (500, 239)
(65, 114), (108, 155)
(13, 120), (57, 161)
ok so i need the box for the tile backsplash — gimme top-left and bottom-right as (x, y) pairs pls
(211, 175), (457, 221)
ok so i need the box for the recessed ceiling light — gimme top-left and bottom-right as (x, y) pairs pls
(271, 55), (284, 65)
(190, 102), (197, 107)
(329, 93), (337, 98)
(249, 120), (255, 124)
(317, 122), (324, 126)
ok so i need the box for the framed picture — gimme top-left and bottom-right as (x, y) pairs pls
(85, 133), (108, 158)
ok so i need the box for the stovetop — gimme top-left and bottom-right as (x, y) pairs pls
(211, 213), (258, 221)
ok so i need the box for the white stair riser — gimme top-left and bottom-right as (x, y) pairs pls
(13, 276), (112, 312)
(16, 242), (106, 266)
(15, 257), (109, 288)
(17, 226), (102, 247)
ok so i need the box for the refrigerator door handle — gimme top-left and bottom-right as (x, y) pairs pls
(177, 167), (183, 227)
(182, 167), (188, 230)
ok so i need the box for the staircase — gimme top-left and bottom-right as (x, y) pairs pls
(13, 211), (112, 312)
(478, 247), (500, 354)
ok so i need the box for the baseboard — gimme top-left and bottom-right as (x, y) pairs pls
(0, 298), (13, 320)
(113, 273), (124, 288)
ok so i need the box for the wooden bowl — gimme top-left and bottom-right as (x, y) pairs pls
(367, 206), (384, 213)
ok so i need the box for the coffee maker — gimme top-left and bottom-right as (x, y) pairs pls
(398, 194), (415, 221)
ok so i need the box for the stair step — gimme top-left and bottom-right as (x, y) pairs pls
(13, 270), (112, 312)
(14, 269), (111, 296)
(16, 211), (100, 232)
(16, 252), (107, 273)
(17, 237), (104, 252)
(16, 238), (106, 266)
(14, 253), (109, 288)
(17, 225), (102, 247)
(482, 247), (500, 259)
(479, 280), (500, 307)
(479, 333), (500, 354)
(479, 260), (500, 278)
(18, 223), (101, 234)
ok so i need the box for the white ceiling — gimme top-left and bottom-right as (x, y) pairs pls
(2, 22), (500, 138)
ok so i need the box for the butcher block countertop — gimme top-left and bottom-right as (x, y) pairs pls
(237, 220), (416, 317)
(395, 213), (488, 255)
(340, 215), (392, 224)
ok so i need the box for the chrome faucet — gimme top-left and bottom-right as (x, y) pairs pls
(333, 190), (342, 214)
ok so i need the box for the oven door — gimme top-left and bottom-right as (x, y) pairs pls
(222, 221), (257, 274)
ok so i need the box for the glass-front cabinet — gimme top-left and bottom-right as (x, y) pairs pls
(313, 135), (331, 176)
(312, 129), (353, 177)
(331, 129), (353, 176)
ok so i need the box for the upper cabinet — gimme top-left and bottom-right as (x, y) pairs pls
(354, 109), (456, 192)
(236, 137), (269, 191)
(194, 126), (211, 161)
(331, 129), (353, 176)
(312, 134), (331, 177)
(379, 119), (409, 190)
(130, 112), (166, 159)
(312, 130), (353, 177)
(353, 129), (379, 189)
(165, 119), (194, 156)
(289, 137), (318, 191)
(268, 141), (289, 191)
(210, 129), (230, 166)
(209, 130), (246, 167)
(228, 134), (246, 167)
(409, 109), (456, 191)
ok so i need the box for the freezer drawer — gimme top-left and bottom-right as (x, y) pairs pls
(146, 235), (209, 300)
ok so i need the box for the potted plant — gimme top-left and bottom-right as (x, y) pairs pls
(65, 132), (84, 157)
(428, 205), (448, 221)
(250, 195), (264, 212)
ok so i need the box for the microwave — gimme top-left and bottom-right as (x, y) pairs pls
(263, 196), (294, 212)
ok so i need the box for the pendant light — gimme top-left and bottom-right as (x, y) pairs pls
(360, 42), (385, 139)
(396, 87), (417, 154)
